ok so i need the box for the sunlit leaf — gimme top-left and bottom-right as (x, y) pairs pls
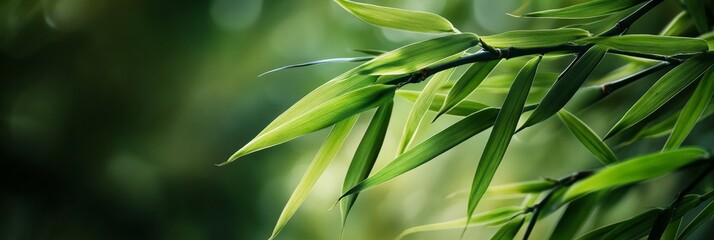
(487, 179), (557, 195)
(605, 52), (714, 139)
(480, 28), (591, 48)
(520, 45), (608, 131)
(341, 101), (392, 223)
(467, 56), (542, 223)
(564, 148), (710, 201)
(517, 0), (647, 19)
(396, 207), (524, 239)
(269, 116), (358, 240)
(550, 193), (599, 240)
(683, 0), (709, 34)
(397, 90), (492, 116)
(334, 0), (457, 33)
(677, 199), (714, 240)
(258, 56), (373, 77)
(436, 60), (500, 120)
(577, 209), (663, 240)
(223, 84), (394, 165)
(557, 110), (617, 165)
(663, 68), (714, 150)
(491, 215), (526, 240)
(580, 35), (709, 55)
(660, 11), (695, 36)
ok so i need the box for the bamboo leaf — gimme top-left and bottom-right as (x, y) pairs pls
(396, 207), (524, 240)
(491, 215), (526, 240)
(341, 101), (393, 223)
(660, 11), (695, 36)
(397, 90), (491, 116)
(564, 148), (710, 201)
(467, 56), (542, 223)
(677, 199), (714, 240)
(550, 193), (600, 240)
(664, 68), (714, 150)
(581, 35), (709, 55)
(339, 108), (500, 201)
(269, 116), (358, 240)
(620, 102), (714, 145)
(334, 0), (457, 33)
(480, 28), (591, 48)
(359, 34), (478, 75)
(520, 45), (608, 131)
(436, 60), (501, 120)
(223, 84), (395, 165)
(683, 0), (710, 34)
(258, 56), (373, 77)
(557, 110), (617, 165)
(577, 209), (663, 240)
(649, 208), (675, 240)
(517, 0), (648, 19)
(351, 48), (386, 56)
(487, 179), (557, 195)
(606, 52), (714, 139)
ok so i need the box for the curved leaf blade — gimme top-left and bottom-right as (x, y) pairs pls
(664, 68), (714, 150)
(660, 11), (695, 36)
(683, 0), (709, 34)
(258, 56), (373, 77)
(397, 207), (524, 240)
(491, 215), (526, 240)
(557, 110), (617, 165)
(581, 35), (709, 55)
(334, 0), (456, 33)
(487, 179), (557, 195)
(550, 193), (600, 240)
(480, 28), (591, 48)
(577, 209), (663, 240)
(677, 199), (714, 240)
(518, 0), (647, 19)
(436, 60), (500, 120)
(397, 90), (491, 116)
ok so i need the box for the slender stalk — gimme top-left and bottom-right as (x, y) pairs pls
(599, 0), (665, 37)
(601, 62), (672, 94)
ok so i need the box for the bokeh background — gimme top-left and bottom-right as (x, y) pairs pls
(2, 0), (713, 239)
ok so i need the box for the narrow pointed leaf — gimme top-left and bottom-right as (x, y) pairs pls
(341, 101), (393, 223)
(581, 35), (709, 55)
(223, 84), (394, 165)
(480, 28), (591, 48)
(557, 110), (617, 165)
(606, 52), (714, 139)
(664, 68), (714, 150)
(334, 0), (456, 33)
(550, 193), (599, 240)
(358, 33), (479, 75)
(649, 208), (675, 240)
(436, 60), (500, 120)
(468, 56), (542, 221)
(577, 209), (663, 240)
(621, 102), (714, 145)
(339, 108), (500, 200)
(397, 90), (491, 116)
(351, 48), (386, 56)
(397, 207), (524, 240)
(487, 179), (557, 195)
(520, 45), (608, 131)
(491, 215), (525, 240)
(259, 56), (373, 77)
(683, 0), (709, 34)
(677, 199), (714, 240)
(564, 148), (710, 201)
(269, 116), (358, 240)
(660, 11), (695, 36)
(518, 0), (648, 19)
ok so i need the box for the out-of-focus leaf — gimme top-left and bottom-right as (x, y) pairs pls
(539, 187), (570, 220)
(396, 207), (524, 240)
(520, 45), (608, 131)
(487, 179), (557, 195)
(564, 148), (710, 201)
(467, 56), (542, 222)
(269, 116), (358, 240)
(396, 90), (492, 116)
(557, 110), (617, 165)
(577, 209), (663, 240)
(334, 0), (457, 33)
(339, 108), (500, 201)
(341, 101), (392, 223)
(605, 52), (714, 139)
(702, 32), (714, 50)
(480, 73), (559, 90)
(258, 56), (373, 77)
(650, 208), (675, 240)
(358, 33), (478, 75)
(550, 193), (599, 240)
(563, 85), (607, 112)
(517, 0), (647, 19)
(620, 102), (714, 145)
(563, 6), (636, 33)
(436, 60), (500, 120)
(352, 48), (386, 56)
(398, 64), (458, 154)
(480, 28), (591, 48)
(664, 68), (714, 150)
(683, 0), (709, 34)
(223, 84), (394, 165)
(491, 215), (526, 240)
(660, 11), (695, 36)
(678, 199), (714, 240)
(662, 218), (682, 240)
(580, 35), (709, 55)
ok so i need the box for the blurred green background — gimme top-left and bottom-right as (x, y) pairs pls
(2, 0), (713, 239)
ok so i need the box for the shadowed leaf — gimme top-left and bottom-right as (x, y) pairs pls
(517, 0), (647, 19)
(660, 11), (695, 36)
(334, 0), (457, 33)
(491, 215), (525, 240)
(683, 0), (709, 34)
(577, 209), (663, 240)
(678, 199), (714, 240)
(550, 193), (600, 240)
(480, 28), (591, 48)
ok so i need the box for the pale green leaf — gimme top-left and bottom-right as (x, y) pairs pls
(550, 193), (599, 240)
(677, 199), (714, 240)
(564, 148), (710, 201)
(480, 28), (591, 48)
(518, 0), (647, 19)
(269, 116), (358, 240)
(491, 215), (526, 240)
(334, 0), (456, 33)
(436, 60), (500, 120)
(396, 90), (491, 116)
(397, 207), (524, 240)
(557, 110), (617, 165)
(467, 56), (542, 222)
(664, 68), (714, 150)
(581, 35), (709, 55)
(487, 179), (557, 195)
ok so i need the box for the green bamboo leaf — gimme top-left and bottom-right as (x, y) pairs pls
(269, 116), (358, 240)
(520, 45), (608, 132)
(580, 35), (709, 55)
(341, 101), (393, 224)
(397, 90), (492, 116)
(564, 148), (710, 201)
(480, 28), (591, 48)
(702, 32), (714, 50)
(480, 73), (559, 90)
(605, 52), (714, 139)
(358, 34), (478, 75)
(490, 215), (526, 240)
(517, 0), (648, 19)
(563, 6), (636, 33)
(662, 218), (682, 240)
(660, 11), (695, 36)
(222, 84), (394, 165)
(467, 56), (542, 223)
(650, 208), (675, 240)
(351, 48), (386, 56)
(339, 108), (500, 201)
(577, 209), (663, 240)
(550, 193), (599, 240)
(258, 56), (373, 77)
(683, 0), (709, 34)
(620, 102), (714, 146)
(334, 0), (457, 33)
(664, 68), (714, 150)
(396, 207), (524, 240)
(398, 65), (458, 154)
(436, 60), (501, 120)
(678, 199), (714, 240)
(487, 179), (557, 195)
(557, 110), (617, 165)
